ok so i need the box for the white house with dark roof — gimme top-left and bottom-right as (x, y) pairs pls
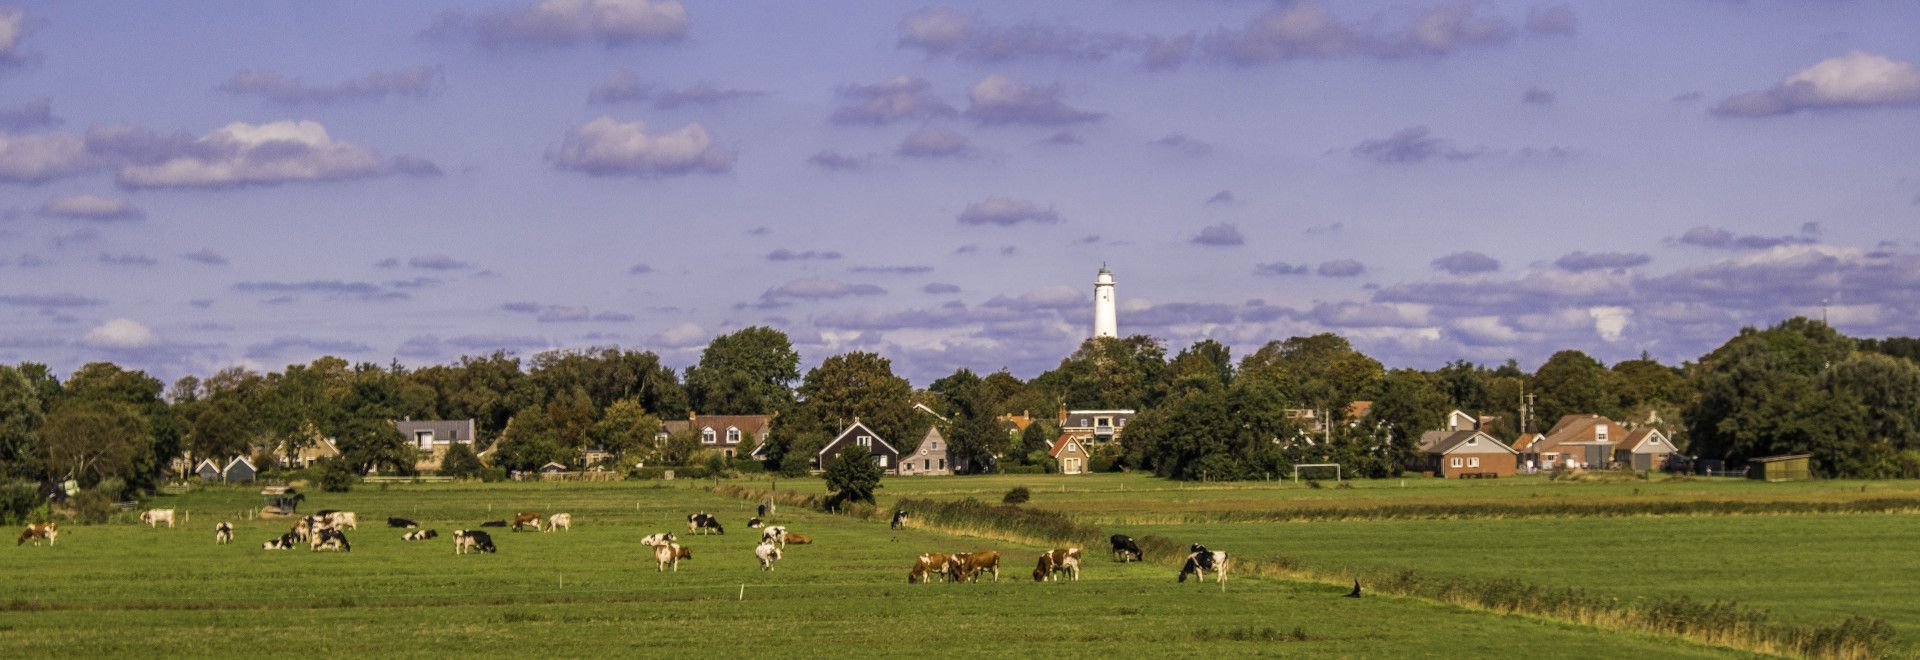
(394, 418), (477, 472)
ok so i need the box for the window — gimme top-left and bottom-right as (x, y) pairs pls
(724, 449), (734, 458)
(938, 458), (945, 469)
(701, 428), (718, 444)
(1466, 437), (1478, 445)
(876, 456), (888, 468)
(931, 441), (939, 450)
(1450, 457), (1463, 468)
(1468, 457), (1480, 468)
(655, 432), (669, 446)
(856, 435), (872, 448)
(726, 428), (741, 444)
(923, 460), (930, 471)
(414, 431), (434, 448)
(1650, 438), (1661, 445)
(1095, 416), (1112, 428)
(1594, 424), (1609, 442)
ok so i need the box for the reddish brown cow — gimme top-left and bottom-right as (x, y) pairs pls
(952, 550), (1001, 582)
(510, 512), (543, 532)
(909, 552), (953, 584)
(17, 522), (57, 546)
(1033, 547), (1081, 582)
(784, 533), (812, 545)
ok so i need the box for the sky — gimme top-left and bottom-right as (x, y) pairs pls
(2, 0), (1919, 386)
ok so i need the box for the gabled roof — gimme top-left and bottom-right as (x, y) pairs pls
(1049, 432), (1086, 458)
(1617, 428), (1672, 452)
(916, 426), (947, 455)
(224, 456), (256, 472)
(1510, 433), (1545, 452)
(1539, 414), (1619, 451)
(195, 458), (220, 472)
(1426, 430), (1517, 455)
(819, 421), (899, 458)
(663, 414), (774, 440)
(394, 419), (476, 442)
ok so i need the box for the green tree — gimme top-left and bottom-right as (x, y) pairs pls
(1367, 369), (1450, 475)
(1687, 318), (1856, 471)
(439, 442), (486, 479)
(684, 326), (800, 415)
(1240, 334), (1383, 413)
(1533, 350), (1616, 428)
(786, 352), (914, 452)
(1034, 335), (1168, 410)
(592, 399), (661, 467)
(821, 444), (884, 509)
(0, 364), (47, 480)
(39, 399), (155, 488)
(1813, 352), (1920, 477)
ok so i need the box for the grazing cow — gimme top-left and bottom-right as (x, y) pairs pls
(403, 529), (438, 541)
(312, 528), (351, 552)
(952, 551), (1002, 582)
(479, 520), (508, 528)
(388, 517), (419, 529)
(139, 509), (176, 528)
(511, 512), (543, 532)
(547, 513), (571, 532)
(676, 545), (693, 560)
(1178, 545), (1229, 584)
(890, 509), (907, 530)
(761, 525), (788, 548)
(909, 552), (953, 584)
(756, 542), (782, 570)
(1110, 534), (1143, 563)
(262, 533), (297, 550)
(686, 512), (709, 532)
(17, 522), (57, 546)
(784, 533), (812, 545)
(328, 511), (357, 531)
(215, 522), (233, 545)
(746, 517), (763, 529)
(290, 517), (318, 543)
(1033, 547), (1082, 582)
(687, 512), (723, 535)
(651, 542), (681, 572)
(640, 532), (676, 546)
(454, 530), (496, 555)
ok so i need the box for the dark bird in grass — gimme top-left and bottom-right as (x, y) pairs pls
(1346, 580), (1362, 598)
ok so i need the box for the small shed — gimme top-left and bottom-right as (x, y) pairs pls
(195, 459), (222, 482)
(223, 456), (257, 483)
(539, 462), (569, 474)
(1748, 454), (1812, 482)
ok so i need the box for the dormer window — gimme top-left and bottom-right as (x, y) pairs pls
(1595, 424), (1609, 442)
(702, 428), (717, 444)
(1466, 437), (1477, 445)
(726, 427), (741, 444)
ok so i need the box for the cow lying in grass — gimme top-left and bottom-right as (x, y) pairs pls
(403, 529), (438, 541)
(785, 533), (812, 545)
(651, 542), (683, 572)
(1178, 544), (1229, 584)
(215, 522), (233, 545)
(17, 522), (56, 546)
(756, 541), (782, 571)
(262, 533), (297, 550)
(746, 517), (763, 529)
(140, 509), (175, 528)
(1034, 548), (1081, 582)
(547, 513), (571, 532)
(312, 528), (350, 552)
(479, 520), (508, 528)
(388, 517), (418, 529)
(454, 530), (496, 555)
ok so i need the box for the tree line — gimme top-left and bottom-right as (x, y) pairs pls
(3, 318), (1918, 505)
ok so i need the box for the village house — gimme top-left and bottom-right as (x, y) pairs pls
(1412, 429), (1518, 478)
(998, 411), (1039, 440)
(660, 412), (774, 460)
(1058, 406), (1136, 446)
(394, 418), (478, 472)
(1049, 433), (1091, 475)
(1613, 427), (1678, 471)
(816, 420), (901, 474)
(898, 426), (954, 476)
(1535, 414), (1622, 470)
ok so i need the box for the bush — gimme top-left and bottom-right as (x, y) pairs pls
(68, 487), (115, 524)
(999, 465), (1047, 475)
(1089, 455), (1116, 473)
(317, 459), (357, 493)
(0, 481), (43, 525)
(1002, 486), (1031, 505)
(440, 443), (486, 480)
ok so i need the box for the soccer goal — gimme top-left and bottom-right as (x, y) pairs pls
(1292, 463), (1343, 483)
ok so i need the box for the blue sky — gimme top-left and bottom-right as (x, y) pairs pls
(2, 0), (1918, 385)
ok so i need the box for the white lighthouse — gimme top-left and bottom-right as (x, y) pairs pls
(1093, 264), (1117, 339)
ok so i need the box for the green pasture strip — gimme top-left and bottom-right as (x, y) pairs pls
(1124, 514), (1920, 652)
(3, 483), (1744, 659)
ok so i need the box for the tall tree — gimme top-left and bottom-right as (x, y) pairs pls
(0, 364), (46, 479)
(39, 399), (154, 490)
(684, 326), (800, 415)
(1532, 350), (1616, 429)
(1687, 317), (1856, 471)
(591, 398), (661, 466)
(788, 352), (915, 450)
(1034, 335), (1168, 410)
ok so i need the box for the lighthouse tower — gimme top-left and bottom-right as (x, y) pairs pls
(1093, 264), (1117, 339)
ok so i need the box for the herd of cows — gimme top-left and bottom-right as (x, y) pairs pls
(13, 503), (1237, 586)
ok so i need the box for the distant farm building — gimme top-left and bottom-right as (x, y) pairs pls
(1049, 433), (1091, 475)
(898, 426), (953, 476)
(661, 413), (774, 460)
(1749, 454), (1812, 482)
(394, 418), (477, 472)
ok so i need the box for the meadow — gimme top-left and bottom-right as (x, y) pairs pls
(1, 480), (1754, 658)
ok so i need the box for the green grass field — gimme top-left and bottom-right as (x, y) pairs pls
(1, 481), (1755, 658)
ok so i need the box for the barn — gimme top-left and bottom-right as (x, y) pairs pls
(1748, 454), (1812, 482)
(816, 420), (900, 474)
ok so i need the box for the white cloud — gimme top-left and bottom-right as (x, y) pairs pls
(436, 0), (689, 48)
(547, 116), (732, 176)
(1714, 51), (1920, 117)
(1588, 306), (1630, 341)
(37, 194), (144, 221)
(0, 7), (31, 64)
(965, 74), (1103, 125)
(84, 318), (156, 349)
(0, 131), (93, 183)
(108, 120), (427, 189)
(957, 197), (1061, 226)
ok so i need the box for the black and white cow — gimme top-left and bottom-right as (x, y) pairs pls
(403, 529), (438, 541)
(262, 533), (297, 550)
(1110, 534), (1143, 562)
(454, 530), (496, 555)
(746, 517), (763, 529)
(215, 522), (233, 545)
(388, 517), (419, 529)
(640, 532), (676, 546)
(686, 512), (724, 535)
(312, 528), (351, 552)
(760, 525), (788, 548)
(1178, 544), (1229, 584)
(890, 509), (907, 530)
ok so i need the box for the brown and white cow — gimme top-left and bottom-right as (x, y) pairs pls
(784, 533), (812, 545)
(1178, 545), (1230, 584)
(952, 550), (1001, 582)
(215, 522), (233, 545)
(651, 542), (682, 572)
(1033, 547), (1082, 582)
(546, 513), (571, 532)
(139, 509), (176, 528)
(909, 552), (953, 584)
(511, 512), (543, 532)
(17, 522), (57, 546)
